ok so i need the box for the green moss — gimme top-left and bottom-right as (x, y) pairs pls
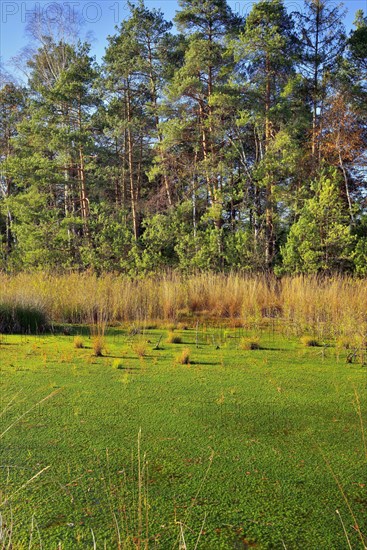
(0, 328), (365, 549)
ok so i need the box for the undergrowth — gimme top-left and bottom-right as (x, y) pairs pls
(0, 303), (48, 334)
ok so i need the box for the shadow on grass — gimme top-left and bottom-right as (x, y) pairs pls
(0, 342), (19, 345)
(256, 347), (288, 352)
(237, 347), (288, 352)
(108, 354), (156, 360)
(116, 366), (140, 372)
(190, 361), (222, 366)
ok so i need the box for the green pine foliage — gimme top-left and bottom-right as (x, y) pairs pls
(280, 170), (356, 274)
(0, 0), (366, 275)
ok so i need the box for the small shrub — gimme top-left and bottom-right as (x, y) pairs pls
(177, 348), (190, 365)
(132, 341), (147, 357)
(300, 336), (320, 347)
(239, 337), (261, 350)
(74, 336), (84, 349)
(112, 359), (124, 369)
(167, 332), (182, 344)
(92, 336), (104, 357)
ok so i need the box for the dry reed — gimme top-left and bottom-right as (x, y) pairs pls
(0, 273), (366, 339)
(177, 348), (190, 365)
(74, 336), (84, 349)
(92, 336), (104, 357)
(239, 337), (261, 350)
(166, 332), (182, 344)
(132, 341), (147, 358)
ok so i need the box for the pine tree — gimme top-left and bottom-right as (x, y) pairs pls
(234, 0), (300, 268)
(4, 40), (98, 269)
(166, 0), (242, 231)
(296, 0), (347, 161)
(281, 169), (355, 274)
(0, 1), (364, 275)
(0, 83), (25, 264)
(349, 10), (367, 76)
(103, 1), (173, 238)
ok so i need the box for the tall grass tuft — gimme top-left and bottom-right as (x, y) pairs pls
(74, 336), (84, 349)
(89, 294), (110, 357)
(167, 332), (182, 344)
(92, 335), (104, 357)
(177, 348), (191, 365)
(102, 430), (150, 549)
(300, 336), (320, 347)
(132, 340), (147, 358)
(239, 337), (261, 350)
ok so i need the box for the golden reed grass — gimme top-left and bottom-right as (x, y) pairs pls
(0, 272), (366, 338)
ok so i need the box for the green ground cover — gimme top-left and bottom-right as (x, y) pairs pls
(0, 326), (366, 549)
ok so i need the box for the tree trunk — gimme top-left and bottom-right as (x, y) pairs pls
(312, 2), (320, 159)
(126, 81), (139, 240)
(199, 102), (212, 202)
(77, 99), (89, 234)
(147, 41), (172, 207)
(339, 151), (354, 224)
(265, 53), (274, 268)
(79, 145), (89, 222)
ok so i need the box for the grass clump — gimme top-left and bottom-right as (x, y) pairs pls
(74, 336), (84, 349)
(92, 335), (105, 356)
(167, 332), (182, 344)
(129, 325), (142, 336)
(176, 347), (190, 365)
(112, 359), (124, 369)
(132, 341), (147, 358)
(301, 336), (320, 347)
(239, 337), (261, 350)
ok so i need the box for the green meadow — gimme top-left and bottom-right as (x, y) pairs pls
(1, 326), (366, 549)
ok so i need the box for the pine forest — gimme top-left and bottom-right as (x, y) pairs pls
(1, 0), (366, 276)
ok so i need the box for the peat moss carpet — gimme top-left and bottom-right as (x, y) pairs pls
(0, 327), (366, 549)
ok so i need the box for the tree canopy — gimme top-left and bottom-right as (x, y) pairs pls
(0, 0), (366, 274)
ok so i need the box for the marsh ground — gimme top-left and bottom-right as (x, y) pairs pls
(0, 326), (366, 549)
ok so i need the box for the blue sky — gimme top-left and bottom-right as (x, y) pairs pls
(1, 0), (366, 74)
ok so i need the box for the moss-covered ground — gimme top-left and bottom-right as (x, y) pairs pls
(0, 326), (366, 549)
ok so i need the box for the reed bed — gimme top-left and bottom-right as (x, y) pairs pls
(0, 272), (366, 338)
